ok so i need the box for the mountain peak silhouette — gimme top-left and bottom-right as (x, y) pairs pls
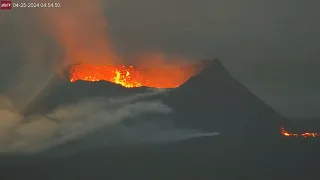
(24, 58), (290, 141)
(164, 59), (289, 141)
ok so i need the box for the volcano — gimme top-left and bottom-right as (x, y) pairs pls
(2, 59), (320, 180)
(22, 59), (317, 137)
(24, 59), (291, 135)
(20, 58), (320, 143)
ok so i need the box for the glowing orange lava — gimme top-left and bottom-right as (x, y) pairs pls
(69, 64), (196, 88)
(281, 127), (319, 138)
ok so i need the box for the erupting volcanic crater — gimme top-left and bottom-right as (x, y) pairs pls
(69, 62), (205, 88)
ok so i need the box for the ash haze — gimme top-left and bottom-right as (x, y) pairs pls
(0, 0), (320, 118)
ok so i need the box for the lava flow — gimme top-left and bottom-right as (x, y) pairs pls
(69, 64), (196, 88)
(281, 127), (319, 138)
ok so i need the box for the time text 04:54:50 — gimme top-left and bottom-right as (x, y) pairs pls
(12, 3), (60, 8)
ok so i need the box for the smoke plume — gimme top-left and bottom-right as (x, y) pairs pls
(0, 90), (219, 155)
(40, 0), (121, 68)
(38, 0), (193, 71)
(0, 90), (171, 153)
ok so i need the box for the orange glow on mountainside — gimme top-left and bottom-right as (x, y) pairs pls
(281, 127), (319, 138)
(69, 64), (197, 88)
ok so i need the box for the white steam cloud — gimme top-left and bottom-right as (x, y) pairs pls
(0, 90), (219, 155)
(0, 90), (170, 153)
(103, 124), (220, 144)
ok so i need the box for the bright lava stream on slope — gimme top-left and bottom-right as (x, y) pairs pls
(69, 64), (196, 88)
(281, 127), (319, 138)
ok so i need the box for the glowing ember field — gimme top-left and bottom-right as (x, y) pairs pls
(281, 127), (319, 138)
(69, 64), (197, 88)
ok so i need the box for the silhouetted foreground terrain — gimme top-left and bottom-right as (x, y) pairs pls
(1, 59), (319, 180)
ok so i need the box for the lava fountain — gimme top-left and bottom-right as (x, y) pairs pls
(69, 63), (200, 88)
